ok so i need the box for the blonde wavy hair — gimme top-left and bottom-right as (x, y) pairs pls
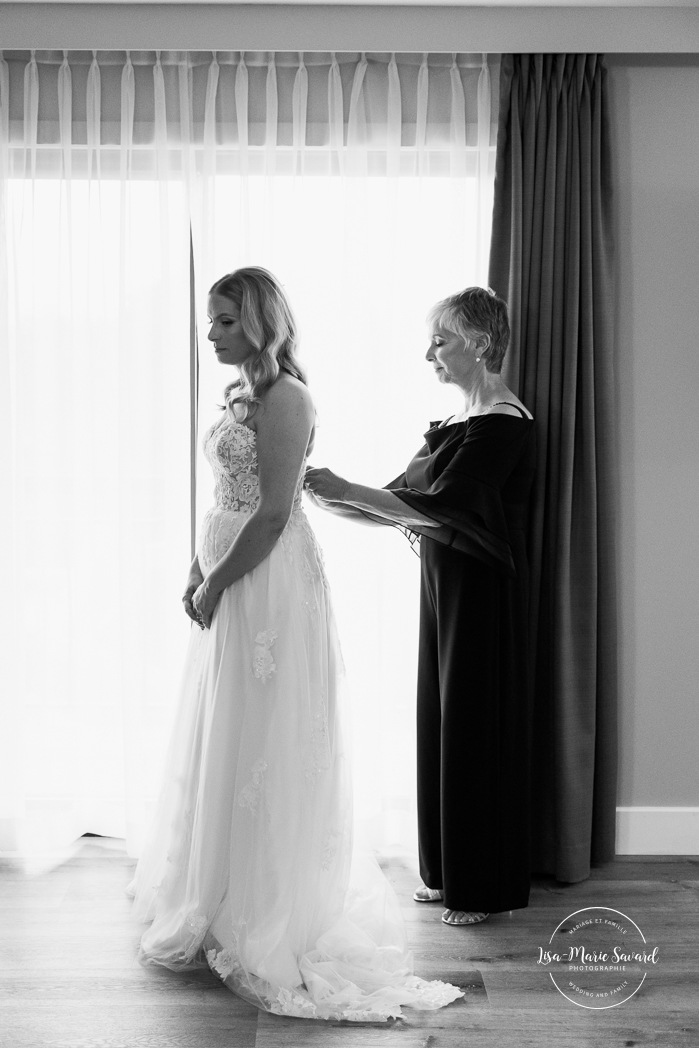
(210, 266), (307, 420)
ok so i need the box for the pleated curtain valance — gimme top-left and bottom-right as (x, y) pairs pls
(0, 49), (497, 177)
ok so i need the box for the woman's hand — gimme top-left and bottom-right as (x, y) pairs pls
(191, 577), (222, 630)
(304, 466), (350, 503)
(182, 566), (205, 626)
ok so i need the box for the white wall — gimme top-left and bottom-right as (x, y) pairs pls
(607, 55), (699, 813)
(1, 2), (699, 51)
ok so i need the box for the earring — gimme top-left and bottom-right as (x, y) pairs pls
(475, 356), (481, 362)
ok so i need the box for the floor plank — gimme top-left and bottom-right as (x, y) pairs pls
(1, 840), (698, 1048)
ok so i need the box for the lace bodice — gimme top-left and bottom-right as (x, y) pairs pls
(203, 414), (303, 514)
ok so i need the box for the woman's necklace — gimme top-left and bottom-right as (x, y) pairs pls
(449, 402), (499, 424)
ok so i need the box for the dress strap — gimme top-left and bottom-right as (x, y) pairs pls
(491, 402), (531, 419)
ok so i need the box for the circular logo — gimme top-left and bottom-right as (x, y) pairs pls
(536, 906), (659, 1009)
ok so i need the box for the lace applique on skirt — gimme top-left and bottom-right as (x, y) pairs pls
(252, 630), (278, 683)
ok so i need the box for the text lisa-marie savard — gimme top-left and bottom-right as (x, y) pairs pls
(537, 947), (659, 967)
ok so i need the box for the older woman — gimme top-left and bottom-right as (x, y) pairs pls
(305, 287), (535, 926)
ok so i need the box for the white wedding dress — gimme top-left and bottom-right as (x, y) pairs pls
(127, 412), (463, 1021)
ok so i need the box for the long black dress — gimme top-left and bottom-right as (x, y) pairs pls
(386, 408), (536, 914)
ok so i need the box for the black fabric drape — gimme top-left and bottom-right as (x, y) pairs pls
(488, 54), (618, 882)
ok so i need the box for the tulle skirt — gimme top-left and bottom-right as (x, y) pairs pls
(127, 505), (462, 1021)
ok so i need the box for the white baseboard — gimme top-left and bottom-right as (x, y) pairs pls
(616, 807), (699, 855)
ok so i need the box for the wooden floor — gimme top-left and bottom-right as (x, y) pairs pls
(1, 838), (697, 1048)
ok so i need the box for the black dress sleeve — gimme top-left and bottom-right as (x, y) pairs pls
(378, 472), (423, 556)
(384, 416), (534, 575)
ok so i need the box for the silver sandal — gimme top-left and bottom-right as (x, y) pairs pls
(413, 885), (444, 903)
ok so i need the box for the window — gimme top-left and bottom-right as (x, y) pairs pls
(0, 50), (497, 857)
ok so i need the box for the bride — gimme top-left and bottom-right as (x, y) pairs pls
(127, 266), (463, 1021)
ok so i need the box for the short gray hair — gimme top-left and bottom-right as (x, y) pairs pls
(428, 286), (510, 374)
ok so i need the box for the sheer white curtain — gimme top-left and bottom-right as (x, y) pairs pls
(0, 49), (498, 861)
(0, 50), (192, 862)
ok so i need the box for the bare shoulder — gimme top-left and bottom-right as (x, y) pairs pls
(256, 373), (314, 427)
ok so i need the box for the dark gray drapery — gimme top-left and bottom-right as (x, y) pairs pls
(488, 54), (617, 882)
